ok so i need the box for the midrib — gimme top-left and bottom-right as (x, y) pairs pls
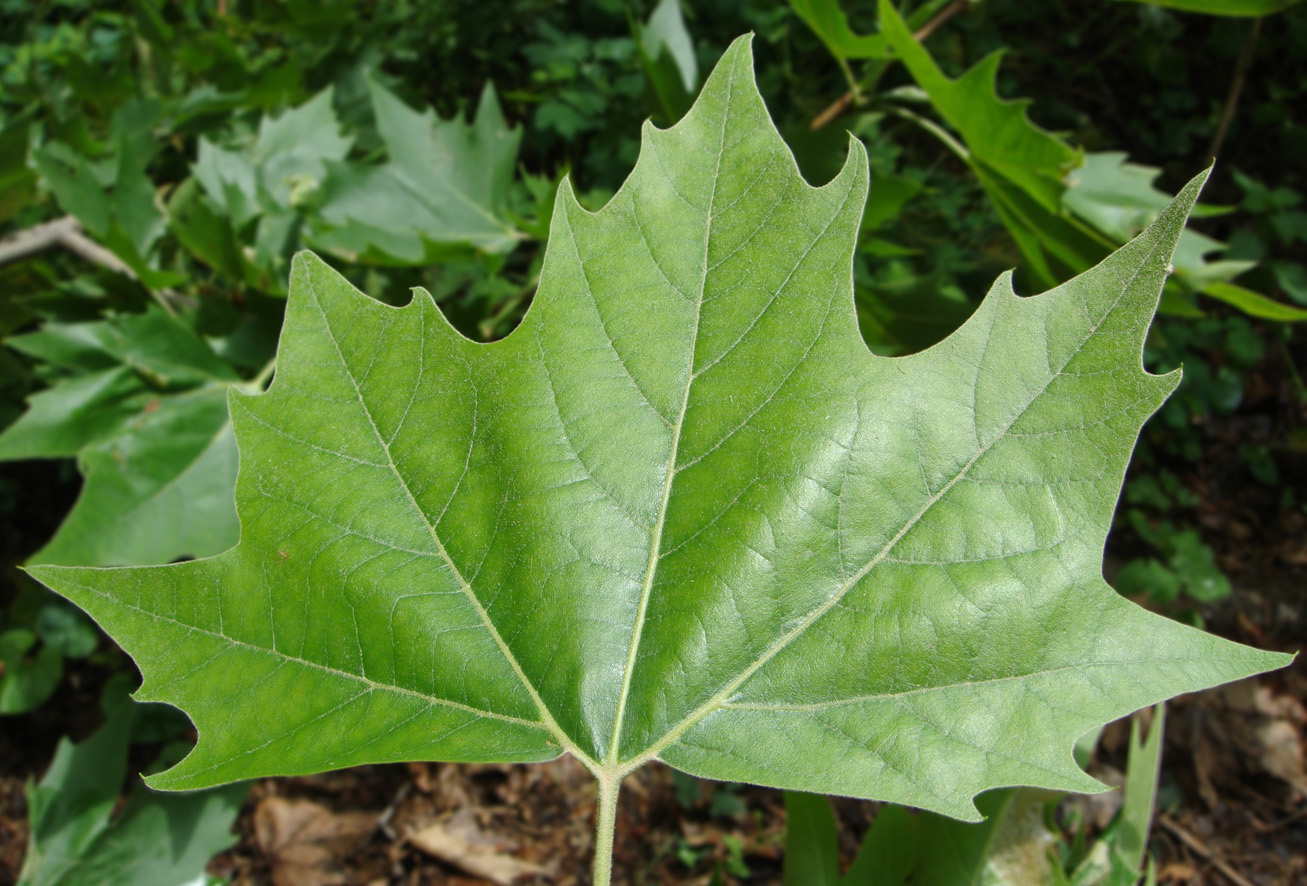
(620, 228), (1167, 770)
(604, 67), (737, 768)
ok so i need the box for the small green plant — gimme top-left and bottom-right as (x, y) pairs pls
(17, 678), (246, 886)
(27, 41), (1291, 885)
(0, 590), (97, 714)
(1116, 517), (1231, 606)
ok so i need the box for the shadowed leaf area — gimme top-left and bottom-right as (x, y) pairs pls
(29, 38), (1290, 827)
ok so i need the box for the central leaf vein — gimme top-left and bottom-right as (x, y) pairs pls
(627, 232), (1168, 768)
(605, 60), (738, 768)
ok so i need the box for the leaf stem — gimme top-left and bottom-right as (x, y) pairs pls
(808, 0), (971, 131)
(592, 774), (621, 886)
(244, 357), (277, 393)
(1206, 15), (1261, 161)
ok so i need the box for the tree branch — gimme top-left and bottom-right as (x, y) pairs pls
(1206, 16), (1262, 161)
(809, 0), (970, 132)
(0, 214), (189, 315)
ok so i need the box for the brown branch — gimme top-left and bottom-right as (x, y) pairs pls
(1207, 16), (1262, 161)
(913, 0), (969, 43)
(810, 93), (855, 131)
(809, 0), (971, 131)
(0, 214), (189, 314)
(0, 216), (85, 267)
(1158, 816), (1258, 886)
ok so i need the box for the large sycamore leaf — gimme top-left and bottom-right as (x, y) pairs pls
(30, 38), (1289, 825)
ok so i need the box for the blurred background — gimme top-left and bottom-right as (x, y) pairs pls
(0, 1), (1303, 884)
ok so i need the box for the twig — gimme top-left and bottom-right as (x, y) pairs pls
(377, 781), (411, 842)
(913, 0), (969, 43)
(0, 214), (187, 316)
(1158, 816), (1258, 886)
(810, 93), (855, 132)
(809, 0), (970, 131)
(0, 216), (84, 267)
(1207, 16), (1262, 161)
(245, 357), (278, 393)
(1251, 804), (1307, 833)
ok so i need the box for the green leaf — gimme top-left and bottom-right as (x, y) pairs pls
(789, 0), (956, 63)
(1, 310), (244, 566)
(188, 89), (352, 290)
(1114, 0), (1302, 15)
(18, 690), (133, 882)
(32, 132), (175, 289)
(193, 139), (262, 229)
(883, 22), (1305, 322)
(32, 144), (112, 239)
(1114, 706), (1164, 878)
(311, 80), (523, 263)
(251, 88), (353, 211)
(790, 0), (892, 60)
(844, 804), (919, 885)
(1114, 559), (1182, 604)
(0, 119), (38, 225)
(1199, 281), (1307, 322)
(1068, 708), (1166, 886)
(0, 307), (237, 461)
(782, 792), (842, 886)
(638, 0), (699, 124)
(17, 695), (246, 886)
(0, 629), (63, 715)
(190, 88), (350, 223)
(31, 387), (239, 567)
(1063, 153), (1178, 245)
(880, 0), (1078, 214)
(166, 177), (252, 288)
(36, 602), (100, 659)
(30, 36), (1289, 846)
(877, 2), (1121, 293)
(0, 367), (153, 460)
(910, 789), (1059, 886)
(860, 173), (923, 232)
(8, 308), (240, 388)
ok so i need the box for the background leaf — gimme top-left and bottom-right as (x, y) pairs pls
(311, 80), (524, 263)
(17, 686), (246, 886)
(1, 309), (244, 566)
(1114, 0), (1303, 15)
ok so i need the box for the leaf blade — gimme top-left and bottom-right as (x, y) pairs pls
(28, 37), (1292, 823)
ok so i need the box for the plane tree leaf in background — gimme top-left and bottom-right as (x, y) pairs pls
(635, 0), (701, 126)
(28, 41), (1291, 884)
(181, 89), (354, 296)
(868, 0), (1307, 324)
(0, 594), (99, 716)
(173, 80), (528, 294)
(787, 0), (958, 63)
(17, 679), (246, 886)
(310, 79), (525, 265)
(33, 104), (182, 294)
(0, 308), (252, 566)
(1114, 0), (1304, 15)
(0, 628), (63, 715)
